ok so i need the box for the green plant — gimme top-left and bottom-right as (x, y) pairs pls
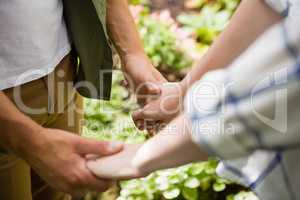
(130, 0), (149, 6)
(226, 191), (259, 200)
(178, 0), (240, 45)
(185, 0), (210, 9)
(117, 159), (234, 200)
(136, 9), (193, 72)
(83, 72), (146, 144)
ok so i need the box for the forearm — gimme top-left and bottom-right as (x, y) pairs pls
(132, 114), (207, 173)
(0, 91), (42, 156)
(181, 0), (282, 92)
(106, 0), (145, 61)
(86, 114), (206, 179)
(106, 0), (165, 88)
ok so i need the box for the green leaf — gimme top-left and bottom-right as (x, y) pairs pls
(120, 188), (131, 197)
(200, 177), (212, 191)
(184, 177), (201, 188)
(182, 187), (198, 200)
(232, 191), (259, 200)
(213, 182), (226, 192)
(163, 188), (180, 199)
(188, 163), (205, 175)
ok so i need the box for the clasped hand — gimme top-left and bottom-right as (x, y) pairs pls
(86, 82), (186, 180)
(87, 144), (145, 180)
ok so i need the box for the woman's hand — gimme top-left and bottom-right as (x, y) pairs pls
(132, 82), (185, 133)
(122, 54), (167, 106)
(87, 115), (207, 181)
(86, 144), (148, 180)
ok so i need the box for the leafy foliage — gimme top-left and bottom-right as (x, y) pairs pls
(178, 0), (240, 45)
(129, 0), (149, 6)
(118, 159), (235, 200)
(186, 0), (239, 11)
(83, 72), (146, 144)
(136, 9), (193, 72)
(226, 191), (259, 200)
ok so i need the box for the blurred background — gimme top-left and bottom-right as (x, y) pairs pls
(83, 1), (259, 200)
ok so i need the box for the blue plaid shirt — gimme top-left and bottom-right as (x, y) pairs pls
(185, 1), (300, 199)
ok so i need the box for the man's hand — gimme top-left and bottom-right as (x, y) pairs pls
(20, 128), (123, 198)
(122, 54), (167, 106)
(0, 92), (122, 198)
(132, 82), (185, 133)
(105, 0), (166, 105)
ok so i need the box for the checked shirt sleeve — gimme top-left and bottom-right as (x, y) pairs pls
(185, 14), (300, 160)
(264, 0), (290, 17)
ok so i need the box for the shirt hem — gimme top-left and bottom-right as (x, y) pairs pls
(0, 45), (71, 90)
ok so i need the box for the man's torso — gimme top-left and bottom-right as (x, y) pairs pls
(0, 0), (71, 90)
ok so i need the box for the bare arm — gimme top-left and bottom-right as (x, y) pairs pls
(0, 91), (122, 197)
(132, 114), (207, 173)
(106, 0), (144, 60)
(132, 0), (284, 128)
(106, 0), (166, 103)
(132, 0), (284, 169)
(181, 0), (283, 92)
(0, 91), (40, 154)
(87, 114), (206, 179)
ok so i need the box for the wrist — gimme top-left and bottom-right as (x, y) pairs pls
(9, 119), (44, 158)
(120, 51), (148, 66)
(121, 52), (166, 83)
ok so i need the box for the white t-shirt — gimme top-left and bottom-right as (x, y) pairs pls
(0, 0), (71, 90)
